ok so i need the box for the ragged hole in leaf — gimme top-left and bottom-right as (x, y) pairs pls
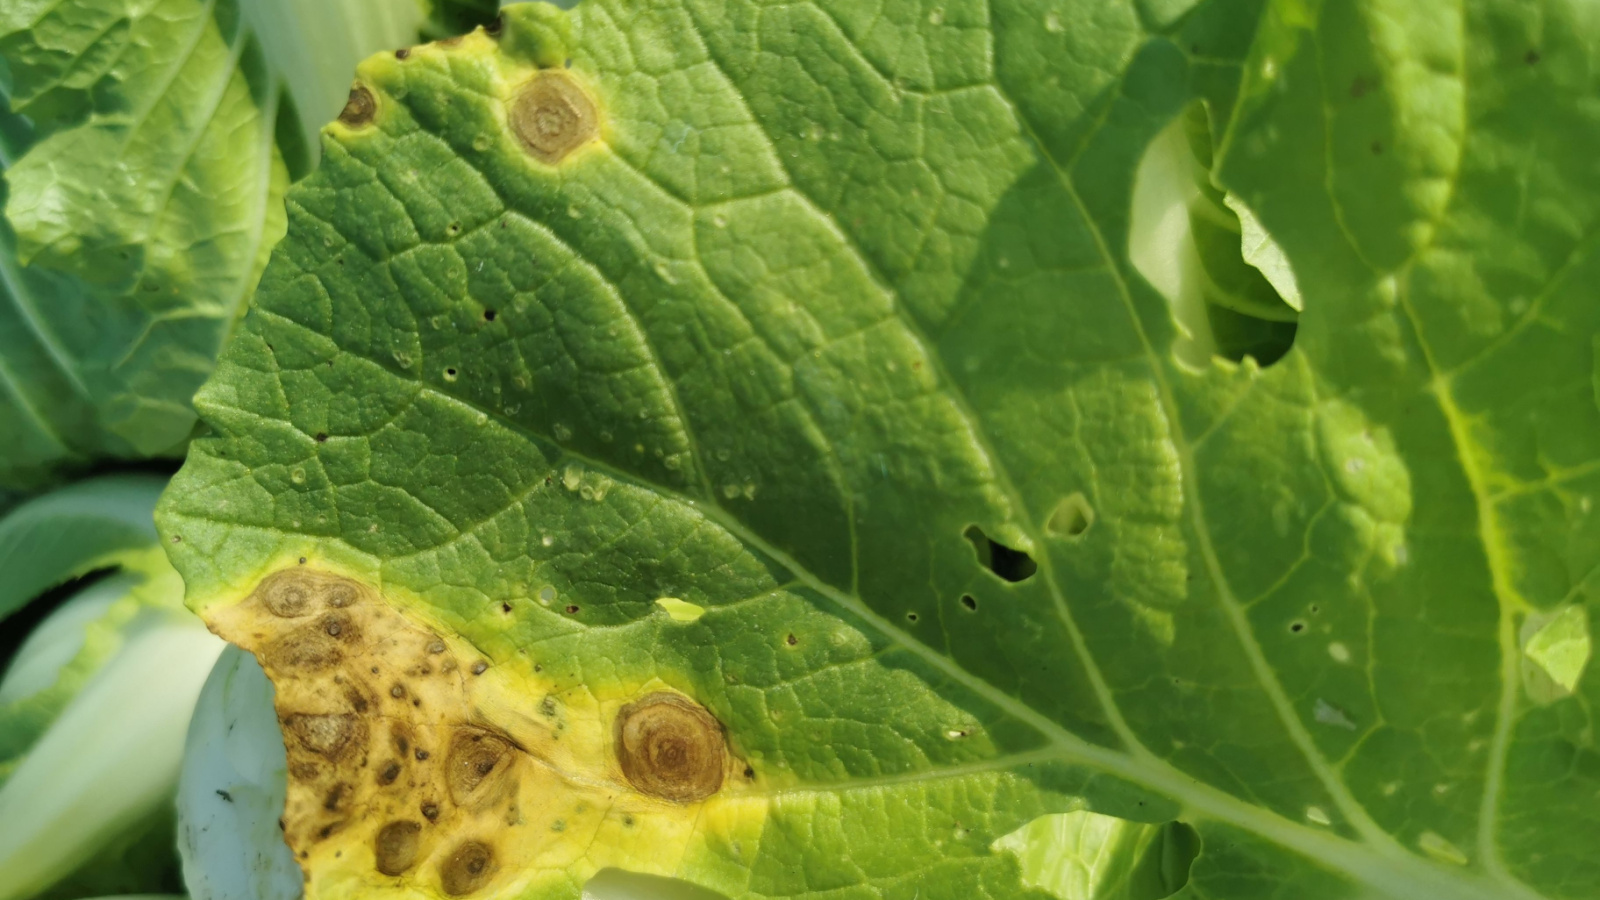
(584, 868), (733, 900)
(964, 526), (1037, 583)
(1046, 494), (1095, 539)
(1521, 605), (1591, 704)
(1129, 102), (1298, 368)
(655, 597), (706, 623)
(994, 810), (1200, 900)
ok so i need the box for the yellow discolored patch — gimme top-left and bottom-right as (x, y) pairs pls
(509, 70), (599, 165)
(210, 565), (766, 899)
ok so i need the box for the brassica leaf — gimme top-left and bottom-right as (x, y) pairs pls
(157, 1), (1600, 899)
(0, 0), (422, 488)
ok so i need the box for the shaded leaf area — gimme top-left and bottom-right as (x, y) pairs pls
(159, 0), (1600, 899)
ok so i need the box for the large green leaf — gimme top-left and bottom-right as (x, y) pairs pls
(156, 1), (1600, 899)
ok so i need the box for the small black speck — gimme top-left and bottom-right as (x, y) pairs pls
(445, 368), (457, 377)
(501, 602), (513, 614)
(298, 557), (307, 565)
(1290, 621), (1306, 633)
(421, 802), (439, 820)
(415, 749), (430, 761)
(395, 48), (410, 59)
(216, 789), (233, 803)
(315, 432), (328, 442)
(564, 604), (580, 614)
(623, 815), (634, 826)
(906, 612), (919, 623)
(483, 309), (497, 322)
(743, 766), (755, 779)
(785, 633), (798, 646)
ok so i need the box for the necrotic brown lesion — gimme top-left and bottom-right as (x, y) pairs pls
(373, 820), (421, 876)
(439, 840), (495, 895)
(339, 85), (377, 127)
(509, 71), (599, 165)
(614, 693), (727, 803)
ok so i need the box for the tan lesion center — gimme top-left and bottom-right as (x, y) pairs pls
(509, 70), (599, 165)
(214, 567), (735, 897)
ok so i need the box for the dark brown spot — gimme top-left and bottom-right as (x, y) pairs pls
(614, 693), (726, 803)
(564, 605), (579, 614)
(378, 761), (403, 786)
(315, 432), (329, 442)
(416, 748), (431, 761)
(446, 730), (516, 807)
(440, 841), (494, 895)
(485, 15), (503, 35)
(509, 71), (599, 164)
(374, 821), (421, 876)
(785, 634), (798, 646)
(482, 309), (497, 322)
(390, 684), (406, 699)
(324, 783), (348, 811)
(427, 640), (446, 654)
(471, 661), (488, 675)
(395, 48), (411, 60)
(421, 802), (440, 821)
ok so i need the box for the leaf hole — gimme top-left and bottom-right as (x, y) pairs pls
(1129, 101), (1299, 369)
(905, 612), (919, 623)
(483, 309), (497, 322)
(960, 595), (978, 612)
(995, 811), (1200, 900)
(963, 526), (1037, 583)
(1046, 493), (1095, 539)
(1289, 620), (1306, 634)
(444, 367), (459, 381)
